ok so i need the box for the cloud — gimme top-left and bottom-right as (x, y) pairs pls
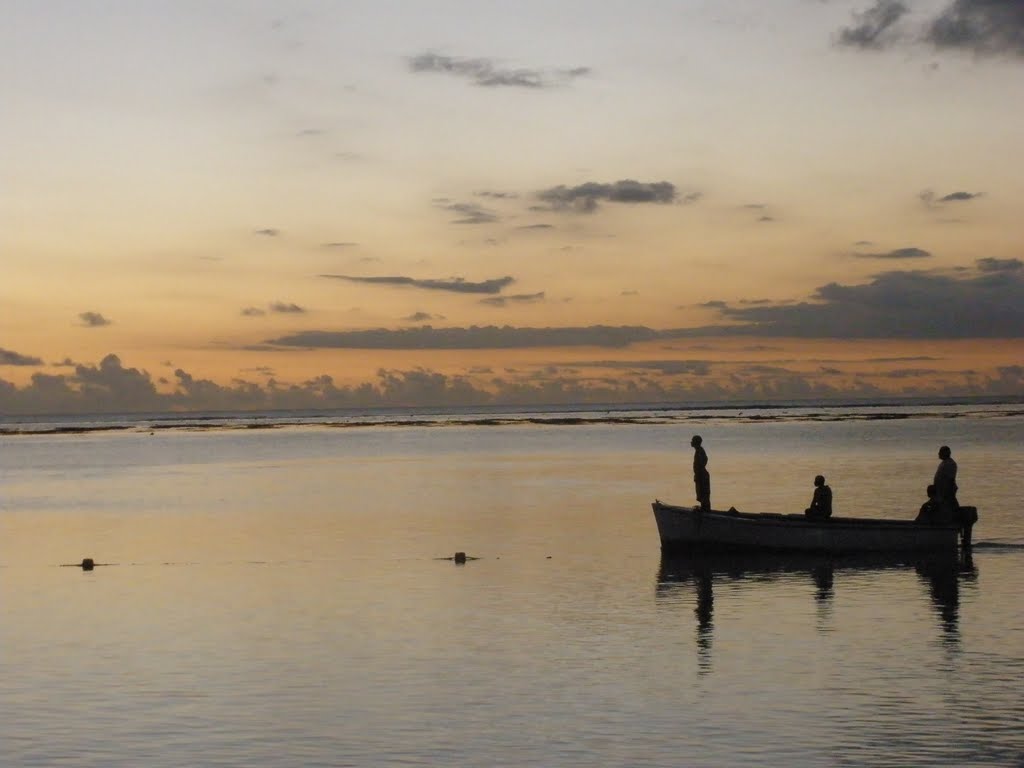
(939, 191), (982, 202)
(580, 359), (713, 376)
(267, 325), (662, 350)
(836, 0), (909, 49)
(920, 189), (983, 206)
(435, 200), (499, 224)
(322, 241), (358, 248)
(320, 274), (514, 294)
(536, 179), (679, 213)
(702, 264), (1024, 338)
(926, 0), (1024, 57)
(269, 301), (306, 314)
(475, 190), (518, 199)
(976, 257), (1022, 273)
(408, 52), (590, 89)
(254, 228), (280, 237)
(853, 246), (932, 260)
(403, 311), (443, 322)
(241, 307), (267, 317)
(1, 348), (43, 366)
(79, 311), (111, 327)
(516, 223), (554, 230)
(836, 1), (1024, 58)
(480, 292), (546, 307)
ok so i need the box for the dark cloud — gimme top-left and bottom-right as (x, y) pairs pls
(939, 191), (982, 202)
(536, 180), (679, 213)
(516, 224), (554, 230)
(403, 311), (443, 322)
(920, 189), (983, 207)
(926, 0), (1024, 56)
(1, 348), (43, 366)
(322, 241), (357, 248)
(241, 307), (267, 317)
(702, 265), (1024, 338)
(320, 274), (515, 294)
(758, 216), (775, 223)
(853, 246), (932, 260)
(408, 52), (590, 89)
(269, 302), (306, 314)
(267, 325), (661, 350)
(701, 300), (729, 309)
(836, 0), (909, 49)
(837, 1), (1024, 58)
(976, 257), (1022, 273)
(480, 292), (546, 307)
(435, 201), (499, 224)
(79, 311), (111, 327)
(254, 228), (280, 237)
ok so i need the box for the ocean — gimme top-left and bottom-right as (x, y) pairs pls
(2, 403), (1023, 767)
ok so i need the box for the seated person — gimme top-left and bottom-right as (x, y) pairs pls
(916, 485), (938, 524)
(805, 475), (833, 520)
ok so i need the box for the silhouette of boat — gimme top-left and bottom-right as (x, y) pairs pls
(652, 500), (976, 554)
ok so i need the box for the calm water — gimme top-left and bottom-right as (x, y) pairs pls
(2, 404), (1023, 767)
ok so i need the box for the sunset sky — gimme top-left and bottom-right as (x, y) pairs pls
(3, 0), (1023, 413)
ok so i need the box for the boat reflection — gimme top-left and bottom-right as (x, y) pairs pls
(657, 550), (976, 673)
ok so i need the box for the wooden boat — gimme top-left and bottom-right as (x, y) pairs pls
(652, 500), (976, 554)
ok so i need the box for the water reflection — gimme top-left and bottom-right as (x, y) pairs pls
(657, 551), (977, 672)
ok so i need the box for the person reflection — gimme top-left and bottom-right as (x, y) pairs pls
(916, 554), (976, 646)
(693, 567), (714, 674)
(811, 564), (834, 604)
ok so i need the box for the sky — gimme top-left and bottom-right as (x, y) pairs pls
(2, 0), (1023, 413)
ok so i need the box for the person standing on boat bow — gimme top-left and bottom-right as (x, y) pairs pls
(691, 435), (711, 511)
(933, 445), (959, 524)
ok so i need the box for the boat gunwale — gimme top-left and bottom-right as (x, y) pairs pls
(652, 499), (959, 531)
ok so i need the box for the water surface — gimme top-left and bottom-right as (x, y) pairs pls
(3, 404), (1022, 766)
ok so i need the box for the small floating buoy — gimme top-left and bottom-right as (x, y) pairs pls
(81, 558), (95, 571)
(453, 551), (467, 564)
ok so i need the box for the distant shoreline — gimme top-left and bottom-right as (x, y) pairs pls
(3, 398), (1022, 436)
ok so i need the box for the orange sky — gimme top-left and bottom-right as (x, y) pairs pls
(2, 2), (1023, 412)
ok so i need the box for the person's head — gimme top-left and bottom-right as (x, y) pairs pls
(938, 445), (951, 459)
(814, 474), (825, 487)
(691, 435), (702, 448)
(927, 484), (936, 497)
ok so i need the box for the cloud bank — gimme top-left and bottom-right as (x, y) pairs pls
(708, 261), (1024, 338)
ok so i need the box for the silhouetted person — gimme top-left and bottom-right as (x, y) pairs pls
(933, 446), (959, 524)
(691, 435), (711, 511)
(916, 484), (938, 524)
(804, 475), (832, 519)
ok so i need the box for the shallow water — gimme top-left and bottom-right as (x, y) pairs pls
(2, 405), (1023, 766)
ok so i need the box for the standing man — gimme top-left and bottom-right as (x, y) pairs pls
(933, 445), (959, 524)
(691, 435), (711, 511)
